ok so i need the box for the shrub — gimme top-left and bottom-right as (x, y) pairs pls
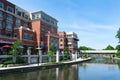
(16, 57), (26, 64)
(83, 52), (88, 58)
(116, 51), (120, 58)
(2, 60), (15, 67)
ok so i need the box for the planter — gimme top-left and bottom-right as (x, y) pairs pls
(7, 64), (25, 67)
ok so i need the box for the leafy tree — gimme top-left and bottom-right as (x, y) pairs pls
(104, 45), (114, 50)
(78, 46), (94, 50)
(116, 45), (120, 51)
(63, 47), (70, 60)
(9, 40), (22, 63)
(48, 43), (56, 62)
(116, 28), (120, 43)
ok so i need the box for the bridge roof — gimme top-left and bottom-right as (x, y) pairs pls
(81, 50), (117, 54)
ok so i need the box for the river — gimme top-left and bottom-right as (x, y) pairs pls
(0, 57), (120, 80)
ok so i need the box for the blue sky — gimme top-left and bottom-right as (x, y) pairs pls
(8, 0), (120, 49)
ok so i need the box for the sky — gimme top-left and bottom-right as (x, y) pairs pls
(8, 0), (120, 49)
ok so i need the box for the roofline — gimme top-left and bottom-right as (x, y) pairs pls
(30, 10), (58, 22)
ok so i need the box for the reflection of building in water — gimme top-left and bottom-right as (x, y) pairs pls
(71, 65), (78, 80)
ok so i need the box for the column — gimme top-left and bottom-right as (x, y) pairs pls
(27, 48), (31, 64)
(56, 50), (59, 63)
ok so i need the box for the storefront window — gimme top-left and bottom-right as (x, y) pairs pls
(6, 23), (12, 29)
(23, 33), (28, 40)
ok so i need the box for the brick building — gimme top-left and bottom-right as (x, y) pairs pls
(31, 11), (59, 52)
(0, 0), (37, 55)
(58, 32), (79, 53)
(0, 0), (59, 54)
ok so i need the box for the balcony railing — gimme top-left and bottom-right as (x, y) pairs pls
(0, 35), (18, 40)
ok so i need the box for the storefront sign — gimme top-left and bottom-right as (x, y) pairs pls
(0, 40), (14, 44)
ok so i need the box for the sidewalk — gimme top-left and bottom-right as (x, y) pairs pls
(0, 57), (91, 73)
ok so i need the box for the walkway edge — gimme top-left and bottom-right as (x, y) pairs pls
(0, 57), (91, 74)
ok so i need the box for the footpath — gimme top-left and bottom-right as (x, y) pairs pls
(0, 57), (91, 74)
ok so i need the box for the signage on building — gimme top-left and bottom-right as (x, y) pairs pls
(0, 40), (14, 44)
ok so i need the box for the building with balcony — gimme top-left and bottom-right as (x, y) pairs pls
(31, 11), (59, 52)
(58, 32), (79, 53)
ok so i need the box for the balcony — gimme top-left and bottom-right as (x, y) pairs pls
(0, 35), (18, 40)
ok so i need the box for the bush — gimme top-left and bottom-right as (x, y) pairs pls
(83, 52), (88, 58)
(116, 51), (120, 58)
(16, 57), (26, 64)
(2, 60), (15, 67)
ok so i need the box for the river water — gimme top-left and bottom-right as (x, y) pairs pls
(0, 57), (120, 80)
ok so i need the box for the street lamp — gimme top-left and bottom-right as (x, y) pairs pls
(36, 47), (42, 66)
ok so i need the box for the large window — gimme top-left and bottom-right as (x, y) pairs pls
(6, 23), (12, 29)
(7, 6), (14, 13)
(7, 15), (13, 21)
(0, 2), (4, 9)
(23, 33), (28, 40)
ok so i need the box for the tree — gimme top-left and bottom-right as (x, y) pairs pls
(116, 45), (120, 51)
(78, 46), (94, 50)
(116, 28), (120, 43)
(48, 43), (56, 62)
(63, 47), (70, 60)
(9, 40), (22, 63)
(104, 45), (114, 50)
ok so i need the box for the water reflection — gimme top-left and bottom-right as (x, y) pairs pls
(1, 57), (120, 80)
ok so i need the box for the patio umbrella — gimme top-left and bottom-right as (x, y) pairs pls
(17, 46), (24, 49)
(2, 45), (11, 49)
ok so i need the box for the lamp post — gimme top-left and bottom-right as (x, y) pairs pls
(36, 48), (42, 66)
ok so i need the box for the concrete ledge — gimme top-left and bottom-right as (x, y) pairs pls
(0, 58), (91, 74)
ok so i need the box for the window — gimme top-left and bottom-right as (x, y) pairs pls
(0, 21), (2, 28)
(16, 18), (20, 24)
(23, 33), (28, 40)
(7, 15), (13, 21)
(7, 6), (14, 13)
(60, 39), (62, 42)
(14, 33), (17, 38)
(6, 32), (12, 37)
(30, 35), (33, 40)
(41, 28), (44, 32)
(6, 23), (12, 29)
(51, 27), (54, 32)
(17, 11), (22, 16)
(0, 2), (4, 9)
(60, 44), (62, 47)
(0, 11), (2, 17)
(15, 25), (20, 28)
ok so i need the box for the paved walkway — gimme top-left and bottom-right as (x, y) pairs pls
(0, 57), (91, 71)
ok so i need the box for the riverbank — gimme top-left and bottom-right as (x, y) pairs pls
(0, 57), (91, 74)
(103, 55), (120, 60)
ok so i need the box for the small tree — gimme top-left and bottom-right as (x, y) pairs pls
(83, 51), (88, 58)
(48, 43), (55, 62)
(116, 28), (120, 43)
(9, 40), (22, 63)
(63, 47), (70, 60)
